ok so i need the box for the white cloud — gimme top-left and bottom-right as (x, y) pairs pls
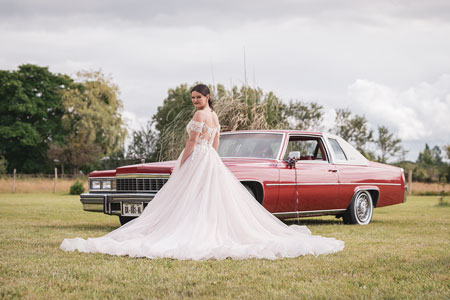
(348, 74), (450, 157)
(1, 0), (450, 161)
(122, 110), (150, 134)
(1, 0), (449, 30)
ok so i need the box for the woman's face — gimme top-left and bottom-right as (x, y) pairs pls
(191, 91), (209, 110)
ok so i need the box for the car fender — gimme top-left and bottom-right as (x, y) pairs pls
(352, 186), (380, 207)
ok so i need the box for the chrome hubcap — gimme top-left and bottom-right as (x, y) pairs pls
(355, 193), (371, 223)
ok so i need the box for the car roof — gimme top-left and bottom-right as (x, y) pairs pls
(220, 130), (324, 135)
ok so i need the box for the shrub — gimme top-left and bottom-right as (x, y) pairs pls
(69, 181), (85, 195)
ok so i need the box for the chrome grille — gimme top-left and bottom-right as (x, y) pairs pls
(116, 178), (169, 192)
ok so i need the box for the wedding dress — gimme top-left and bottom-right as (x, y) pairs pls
(60, 119), (344, 260)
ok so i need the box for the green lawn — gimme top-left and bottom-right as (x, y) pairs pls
(0, 194), (449, 299)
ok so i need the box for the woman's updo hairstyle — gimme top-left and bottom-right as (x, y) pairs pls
(191, 84), (213, 111)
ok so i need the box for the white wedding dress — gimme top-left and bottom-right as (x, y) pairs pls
(60, 119), (344, 260)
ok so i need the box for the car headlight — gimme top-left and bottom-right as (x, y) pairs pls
(102, 180), (111, 190)
(89, 179), (115, 191)
(91, 180), (101, 190)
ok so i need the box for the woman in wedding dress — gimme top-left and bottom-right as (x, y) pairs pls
(60, 84), (344, 260)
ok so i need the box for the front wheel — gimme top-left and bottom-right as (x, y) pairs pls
(343, 191), (373, 225)
(119, 216), (135, 226)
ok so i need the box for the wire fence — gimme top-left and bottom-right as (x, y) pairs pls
(0, 168), (88, 194)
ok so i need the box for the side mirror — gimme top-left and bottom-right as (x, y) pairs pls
(289, 151), (300, 159)
(285, 151), (301, 169)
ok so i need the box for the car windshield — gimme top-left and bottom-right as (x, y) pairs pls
(218, 133), (283, 159)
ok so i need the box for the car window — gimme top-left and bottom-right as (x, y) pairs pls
(328, 138), (347, 161)
(283, 137), (327, 161)
(218, 133), (283, 159)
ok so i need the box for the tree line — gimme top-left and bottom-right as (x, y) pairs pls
(128, 84), (408, 163)
(0, 64), (126, 175)
(127, 83), (449, 183)
(1, 65), (448, 183)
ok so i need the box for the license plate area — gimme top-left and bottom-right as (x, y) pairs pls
(121, 202), (144, 216)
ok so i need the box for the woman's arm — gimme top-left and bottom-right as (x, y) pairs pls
(180, 111), (204, 167)
(212, 131), (220, 151)
(180, 130), (201, 167)
(212, 111), (220, 151)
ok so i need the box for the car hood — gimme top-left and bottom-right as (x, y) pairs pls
(115, 161), (177, 175)
(112, 157), (277, 175)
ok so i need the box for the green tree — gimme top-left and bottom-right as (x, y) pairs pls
(284, 101), (323, 130)
(0, 64), (72, 173)
(153, 84), (290, 161)
(151, 84), (195, 161)
(0, 155), (7, 174)
(153, 84), (194, 133)
(48, 71), (127, 174)
(444, 145), (450, 182)
(374, 126), (405, 163)
(415, 144), (443, 182)
(150, 83), (329, 161)
(445, 145), (450, 159)
(333, 108), (373, 156)
(127, 121), (158, 161)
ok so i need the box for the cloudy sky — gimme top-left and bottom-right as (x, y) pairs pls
(1, 0), (449, 161)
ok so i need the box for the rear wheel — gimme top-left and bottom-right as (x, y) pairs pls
(119, 216), (135, 225)
(343, 191), (373, 225)
(244, 185), (256, 199)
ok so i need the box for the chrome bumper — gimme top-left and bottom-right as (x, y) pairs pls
(80, 193), (156, 216)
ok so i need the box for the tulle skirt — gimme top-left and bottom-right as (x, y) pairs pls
(60, 144), (344, 260)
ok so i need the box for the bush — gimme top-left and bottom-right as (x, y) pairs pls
(69, 181), (85, 195)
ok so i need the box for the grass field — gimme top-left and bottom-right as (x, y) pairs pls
(0, 194), (449, 299)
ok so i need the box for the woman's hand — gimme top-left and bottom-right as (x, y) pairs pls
(180, 136), (198, 168)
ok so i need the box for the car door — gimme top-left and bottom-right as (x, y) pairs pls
(277, 135), (339, 213)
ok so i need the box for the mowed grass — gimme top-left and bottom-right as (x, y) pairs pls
(0, 194), (449, 299)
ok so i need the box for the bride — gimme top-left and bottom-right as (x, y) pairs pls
(60, 84), (344, 260)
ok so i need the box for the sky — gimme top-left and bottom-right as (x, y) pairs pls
(1, 0), (449, 161)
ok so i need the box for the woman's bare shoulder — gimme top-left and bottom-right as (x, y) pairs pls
(192, 110), (207, 122)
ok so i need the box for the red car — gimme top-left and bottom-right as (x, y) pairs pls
(81, 130), (406, 225)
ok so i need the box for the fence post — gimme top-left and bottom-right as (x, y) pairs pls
(12, 169), (16, 193)
(408, 170), (412, 195)
(53, 167), (57, 193)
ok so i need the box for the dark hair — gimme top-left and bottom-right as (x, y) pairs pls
(191, 84), (213, 111)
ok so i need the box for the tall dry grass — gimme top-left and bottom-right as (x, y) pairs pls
(156, 85), (287, 161)
(410, 181), (449, 195)
(0, 177), (88, 194)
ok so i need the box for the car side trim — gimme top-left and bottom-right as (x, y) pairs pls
(266, 182), (401, 186)
(273, 209), (346, 218)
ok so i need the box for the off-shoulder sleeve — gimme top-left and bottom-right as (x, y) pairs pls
(186, 120), (204, 133)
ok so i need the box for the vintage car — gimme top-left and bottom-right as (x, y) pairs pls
(81, 130), (406, 226)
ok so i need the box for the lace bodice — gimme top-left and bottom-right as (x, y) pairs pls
(186, 119), (220, 146)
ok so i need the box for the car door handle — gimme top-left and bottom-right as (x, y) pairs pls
(328, 169), (338, 173)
